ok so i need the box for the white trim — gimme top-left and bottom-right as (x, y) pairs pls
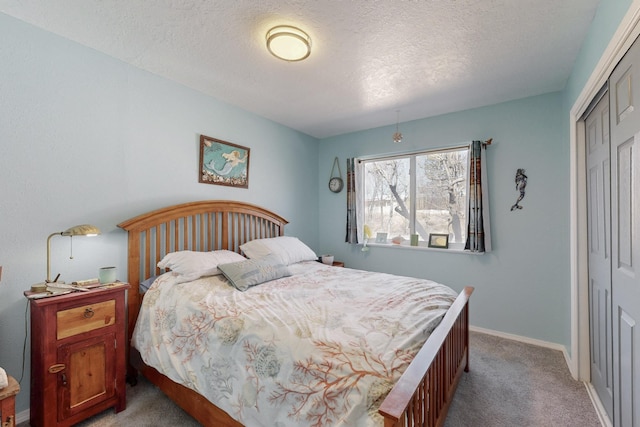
(501, 329), (615, 427)
(16, 408), (29, 425)
(470, 325), (567, 352)
(357, 145), (469, 164)
(585, 382), (613, 427)
(569, 1), (640, 381)
(356, 142), (471, 162)
(364, 242), (477, 254)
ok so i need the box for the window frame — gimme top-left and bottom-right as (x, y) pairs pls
(359, 144), (469, 251)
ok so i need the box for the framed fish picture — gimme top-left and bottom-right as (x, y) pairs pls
(199, 135), (250, 188)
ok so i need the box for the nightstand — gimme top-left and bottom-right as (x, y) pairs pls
(26, 284), (129, 427)
(332, 261), (345, 267)
(0, 375), (20, 427)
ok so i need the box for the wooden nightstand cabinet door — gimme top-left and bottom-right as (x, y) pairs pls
(57, 333), (116, 421)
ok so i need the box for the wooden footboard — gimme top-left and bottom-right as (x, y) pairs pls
(379, 286), (473, 427)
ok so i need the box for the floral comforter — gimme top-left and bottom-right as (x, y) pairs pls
(132, 261), (457, 427)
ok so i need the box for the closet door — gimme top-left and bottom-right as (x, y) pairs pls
(585, 91), (613, 420)
(609, 35), (640, 427)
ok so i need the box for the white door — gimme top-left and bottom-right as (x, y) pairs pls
(609, 35), (640, 427)
(585, 91), (613, 420)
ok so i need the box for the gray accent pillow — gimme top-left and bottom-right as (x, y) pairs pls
(217, 254), (292, 291)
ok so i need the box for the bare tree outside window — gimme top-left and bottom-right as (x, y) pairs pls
(364, 158), (409, 239)
(415, 150), (468, 243)
(362, 147), (468, 245)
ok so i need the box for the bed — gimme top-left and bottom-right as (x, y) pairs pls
(118, 200), (473, 427)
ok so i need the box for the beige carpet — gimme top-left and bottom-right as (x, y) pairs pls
(20, 331), (602, 426)
(444, 332), (601, 427)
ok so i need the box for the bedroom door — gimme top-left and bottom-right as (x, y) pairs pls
(585, 89), (613, 420)
(609, 34), (640, 427)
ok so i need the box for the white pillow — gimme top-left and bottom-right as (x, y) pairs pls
(157, 250), (246, 282)
(239, 236), (317, 266)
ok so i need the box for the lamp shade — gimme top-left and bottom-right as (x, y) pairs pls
(266, 25), (311, 62)
(47, 224), (101, 281)
(62, 224), (101, 237)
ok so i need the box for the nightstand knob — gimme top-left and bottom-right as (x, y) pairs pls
(83, 308), (95, 318)
(48, 364), (65, 374)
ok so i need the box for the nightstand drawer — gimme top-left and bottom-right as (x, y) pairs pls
(57, 300), (116, 339)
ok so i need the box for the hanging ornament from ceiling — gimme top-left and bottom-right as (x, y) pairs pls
(393, 110), (403, 143)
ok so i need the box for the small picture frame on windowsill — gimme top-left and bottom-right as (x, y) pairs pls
(428, 233), (449, 249)
(375, 232), (388, 243)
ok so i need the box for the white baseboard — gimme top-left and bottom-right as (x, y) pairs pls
(470, 325), (570, 367)
(16, 408), (29, 425)
(470, 325), (568, 351)
(470, 325), (608, 427)
(585, 382), (613, 427)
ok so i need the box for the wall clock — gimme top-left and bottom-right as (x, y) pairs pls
(329, 176), (343, 193)
(328, 157), (343, 193)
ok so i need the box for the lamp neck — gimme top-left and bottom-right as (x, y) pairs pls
(46, 232), (63, 282)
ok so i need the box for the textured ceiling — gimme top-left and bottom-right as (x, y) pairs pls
(0, 0), (600, 138)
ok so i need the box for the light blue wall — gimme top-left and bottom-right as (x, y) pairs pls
(318, 92), (569, 344)
(563, 0), (633, 111)
(0, 14), (318, 413)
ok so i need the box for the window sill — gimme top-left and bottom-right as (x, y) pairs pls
(362, 242), (483, 255)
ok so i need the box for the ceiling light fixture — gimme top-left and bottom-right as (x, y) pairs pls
(393, 110), (403, 143)
(266, 25), (311, 62)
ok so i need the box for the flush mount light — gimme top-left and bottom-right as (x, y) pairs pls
(266, 25), (311, 62)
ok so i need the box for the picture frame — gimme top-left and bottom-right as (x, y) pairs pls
(375, 232), (388, 243)
(428, 233), (449, 249)
(199, 135), (250, 188)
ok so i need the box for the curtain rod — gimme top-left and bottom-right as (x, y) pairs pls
(357, 138), (493, 163)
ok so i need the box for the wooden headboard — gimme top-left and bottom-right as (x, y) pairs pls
(117, 200), (288, 340)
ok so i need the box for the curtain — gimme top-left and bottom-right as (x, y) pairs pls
(345, 158), (361, 244)
(465, 141), (492, 252)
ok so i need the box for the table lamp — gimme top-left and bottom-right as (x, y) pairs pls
(46, 224), (101, 282)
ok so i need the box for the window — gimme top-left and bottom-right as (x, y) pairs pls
(361, 146), (468, 249)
